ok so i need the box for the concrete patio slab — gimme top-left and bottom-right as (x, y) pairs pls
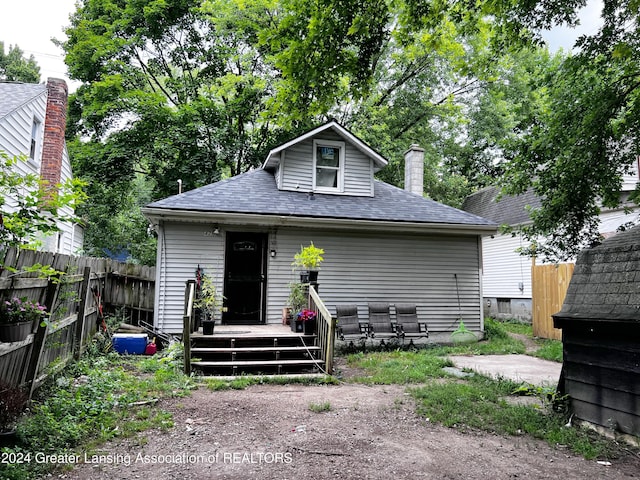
(447, 354), (562, 387)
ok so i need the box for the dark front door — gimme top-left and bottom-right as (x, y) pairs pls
(223, 232), (267, 324)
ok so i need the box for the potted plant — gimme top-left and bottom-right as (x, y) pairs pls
(195, 274), (221, 335)
(0, 297), (47, 343)
(296, 308), (317, 335)
(0, 381), (28, 446)
(292, 242), (324, 283)
(287, 282), (307, 332)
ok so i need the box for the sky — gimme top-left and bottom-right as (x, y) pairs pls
(0, 0), (79, 89)
(0, 0), (604, 94)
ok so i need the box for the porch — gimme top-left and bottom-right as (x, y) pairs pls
(183, 283), (336, 378)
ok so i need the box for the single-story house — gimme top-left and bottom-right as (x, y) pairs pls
(553, 224), (640, 440)
(142, 121), (497, 336)
(462, 176), (639, 321)
(0, 78), (83, 254)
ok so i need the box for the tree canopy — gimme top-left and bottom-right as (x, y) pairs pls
(0, 42), (40, 83)
(61, 0), (640, 264)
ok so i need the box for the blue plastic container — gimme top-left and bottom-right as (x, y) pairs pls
(112, 334), (147, 355)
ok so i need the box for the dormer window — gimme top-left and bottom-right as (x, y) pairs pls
(313, 139), (344, 192)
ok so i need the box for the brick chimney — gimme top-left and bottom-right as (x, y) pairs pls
(40, 78), (68, 192)
(404, 144), (424, 197)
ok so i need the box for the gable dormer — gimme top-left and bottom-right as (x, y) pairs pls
(262, 121), (387, 197)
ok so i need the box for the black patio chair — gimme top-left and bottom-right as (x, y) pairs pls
(367, 302), (398, 340)
(336, 305), (369, 341)
(395, 303), (429, 341)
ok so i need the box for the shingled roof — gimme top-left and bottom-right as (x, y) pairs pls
(554, 224), (640, 323)
(144, 169), (495, 228)
(0, 82), (46, 119)
(461, 186), (540, 226)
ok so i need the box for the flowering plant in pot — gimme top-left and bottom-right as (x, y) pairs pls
(0, 380), (28, 444)
(286, 282), (307, 329)
(0, 297), (47, 342)
(296, 309), (317, 334)
(292, 242), (324, 283)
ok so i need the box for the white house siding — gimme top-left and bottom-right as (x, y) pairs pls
(481, 233), (533, 321)
(1, 97), (82, 256)
(0, 91), (46, 178)
(279, 130), (374, 196)
(56, 146), (83, 254)
(154, 221), (226, 332)
(622, 160), (639, 191)
(482, 233), (532, 299)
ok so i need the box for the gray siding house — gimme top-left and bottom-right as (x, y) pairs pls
(143, 121), (496, 335)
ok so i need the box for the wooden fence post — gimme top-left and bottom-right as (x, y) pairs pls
(26, 275), (58, 398)
(73, 267), (92, 360)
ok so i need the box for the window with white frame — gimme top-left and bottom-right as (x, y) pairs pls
(313, 139), (344, 192)
(29, 118), (41, 161)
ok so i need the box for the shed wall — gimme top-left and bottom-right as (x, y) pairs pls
(562, 324), (640, 437)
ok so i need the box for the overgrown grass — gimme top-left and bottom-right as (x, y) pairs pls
(531, 339), (563, 362)
(2, 342), (194, 480)
(431, 318), (526, 356)
(496, 318), (563, 362)
(499, 320), (534, 336)
(344, 319), (622, 460)
(346, 350), (453, 384)
(410, 375), (612, 459)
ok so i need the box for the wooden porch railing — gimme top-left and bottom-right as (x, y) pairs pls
(183, 279), (196, 375)
(309, 285), (336, 374)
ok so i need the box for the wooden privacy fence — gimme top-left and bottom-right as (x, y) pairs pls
(531, 261), (575, 340)
(0, 247), (156, 393)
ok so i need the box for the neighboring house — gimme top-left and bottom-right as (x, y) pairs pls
(143, 121), (496, 336)
(0, 78), (83, 254)
(462, 166), (640, 321)
(553, 225), (640, 440)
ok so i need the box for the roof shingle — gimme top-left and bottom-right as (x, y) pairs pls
(461, 186), (540, 226)
(146, 169), (495, 227)
(0, 82), (45, 119)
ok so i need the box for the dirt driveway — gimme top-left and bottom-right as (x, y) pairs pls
(57, 377), (639, 479)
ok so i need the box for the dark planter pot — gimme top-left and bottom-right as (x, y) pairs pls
(303, 319), (316, 335)
(0, 430), (18, 448)
(299, 270), (319, 283)
(202, 320), (215, 335)
(0, 320), (35, 343)
(291, 319), (304, 333)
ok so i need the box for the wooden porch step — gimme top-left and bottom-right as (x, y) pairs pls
(191, 332), (316, 339)
(191, 346), (320, 353)
(200, 373), (330, 381)
(191, 359), (322, 368)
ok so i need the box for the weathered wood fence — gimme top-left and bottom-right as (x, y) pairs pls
(0, 247), (156, 394)
(531, 261), (575, 340)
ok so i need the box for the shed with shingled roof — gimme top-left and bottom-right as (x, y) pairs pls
(553, 225), (640, 439)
